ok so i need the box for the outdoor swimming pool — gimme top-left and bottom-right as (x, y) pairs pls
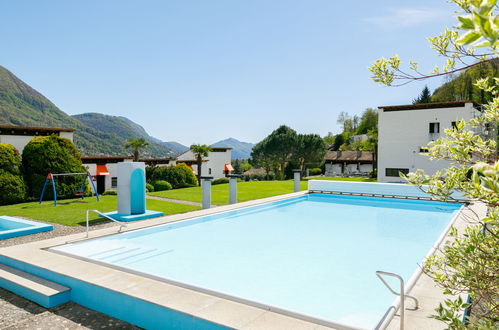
(53, 193), (461, 329)
(0, 216), (53, 240)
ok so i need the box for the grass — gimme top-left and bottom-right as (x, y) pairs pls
(0, 196), (200, 226)
(149, 177), (375, 205)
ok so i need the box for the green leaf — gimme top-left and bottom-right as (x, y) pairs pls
(457, 15), (475, 30)
(456, 30), (481, 45)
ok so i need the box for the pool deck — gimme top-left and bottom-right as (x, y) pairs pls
(0, 191), (486, 330)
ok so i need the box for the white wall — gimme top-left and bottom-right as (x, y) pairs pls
(85, 159), (133, 192)
(377, 103), (480, 183)
(0, 132), (74, 154)
(177, 149), (232, 179)
(325, 163), (373, 176)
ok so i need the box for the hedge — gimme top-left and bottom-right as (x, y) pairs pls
(148, 163), (197, 188)
(152, 180), (172, 191)
(0, 143), (22, 175)
(0, 170), (27, 205)
(22, 135), (86, 199)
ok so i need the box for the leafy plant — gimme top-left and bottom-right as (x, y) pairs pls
(22, 135), (86, 199)
(190, 144), (211, 185)
(125, 138), (149, 161)
(145, 183), (154, 192)
(0, 170), (26, 205)
(369, 0), (498, 327)
(0, 143), (22, 174)
(152, 180), (172, 191)
(212, 177), (229, 185)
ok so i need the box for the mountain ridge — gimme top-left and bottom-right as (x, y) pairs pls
(211, 137), (254, 159)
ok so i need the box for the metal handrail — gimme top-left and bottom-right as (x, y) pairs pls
(86, 209), (127, 237)
(375, 271), (419, 330)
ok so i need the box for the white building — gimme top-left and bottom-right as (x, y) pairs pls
(82, 157), (176, 194)
(0, 125), (74, 152)
(377, 101), (482, 183)
(176, 147), (232, 179)
(324, 150), (374, 176)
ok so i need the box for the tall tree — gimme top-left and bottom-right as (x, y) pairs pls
(295, 134), (327, 173)
(125, 138), (149, 161)
(189, 144), (211, 185)
(356, 108), (378, 135)
(370, 1), (498, 327)
(264, 125), (298, 179)
(412, 85), (432, 104)
(330, 134), (344, 151)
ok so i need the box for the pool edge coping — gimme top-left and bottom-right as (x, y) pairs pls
(0, 191), (485, 330)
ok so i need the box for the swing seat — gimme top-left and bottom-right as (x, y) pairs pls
(73, 190), (84, 197)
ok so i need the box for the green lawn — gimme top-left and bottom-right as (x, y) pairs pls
(0, 196), (200, 226)
(150, 180), (307, 205)
(149, 177), (375, 205)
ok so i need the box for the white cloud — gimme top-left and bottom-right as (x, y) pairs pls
(365, 8), (448, 28)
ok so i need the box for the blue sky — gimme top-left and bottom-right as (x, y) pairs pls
(1, 1), (457, 145)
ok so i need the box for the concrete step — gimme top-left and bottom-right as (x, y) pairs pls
(0, 263), (70, 308)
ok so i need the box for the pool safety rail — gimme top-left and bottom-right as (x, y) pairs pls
(86, 209), (127, 238)
(375, 271), (419, 330)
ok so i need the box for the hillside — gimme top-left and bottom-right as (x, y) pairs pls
(431, 58), (498, 103)
(0, 65), (174, 157)
(211, 138), (254, 159)
(72, 113), (175, 157)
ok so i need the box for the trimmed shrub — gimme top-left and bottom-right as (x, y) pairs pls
(145, 183), (154, 193)
(309, 168), (322, 176)
(212, 177), (229, 185)
(0, 170), (27, 205)
(102, 190), (117, 196)
(148, 163), (198, 189)
(0, 143), (22, 175)
(152, 180), (172, 191)
(22, 135), (86, 199)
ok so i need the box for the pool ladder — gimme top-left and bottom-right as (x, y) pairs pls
(86, 209), (127, 238)
(375, 271), (419, 330)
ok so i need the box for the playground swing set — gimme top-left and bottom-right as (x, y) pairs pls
(39, 172), (99, 206)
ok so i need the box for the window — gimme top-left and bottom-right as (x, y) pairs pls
(208, 168), (212, 175)
(429, 122), (440, 133)
(111, 177), (118, 188)
(385, 168), (409, 177)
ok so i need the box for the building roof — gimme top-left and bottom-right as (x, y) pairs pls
(378, 100), (481, 112)
(325, 150), (374, 162)
(210, 147), (232, 152)
(243, 168), (266, 175)
(0, 125), (75, 134)
(81, 156), (133, 164)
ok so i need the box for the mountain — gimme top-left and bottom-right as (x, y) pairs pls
(161, 141), (189, 154)
(72, 113), (175, 157)
(0, 65), (179, 157)
(211, 138), (255, 159)
(431, 58), (498, 103)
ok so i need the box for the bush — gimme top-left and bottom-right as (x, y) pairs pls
(102, 190), (117, 196)
(152, 180), (172, 191)
(0, 170), (27, 205)
(369, 168), (377, 179)
(148, 163), (198, 189)
(22, 135), (86, 199)
(145, 183), (154, 192)
(0, 143), (22, 175)
(309, 168), (322, 176)
(212, 177), (229, 185)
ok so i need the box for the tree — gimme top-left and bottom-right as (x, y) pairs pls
(0, 143), (22, 175)
(356, 108), (378, 135)
(323, 132), (336, 145)
(125, 138), (149, 161)
(262, 125), (298, 179)
(295, 134), (327, 173)
(370, 1), (498, 327)
(190, 144), (211, 185)
(330, 134), (345, 151)
(412, 85), (432, 104)
(22, 135), (86, 199)
(336, 111), (352, 132)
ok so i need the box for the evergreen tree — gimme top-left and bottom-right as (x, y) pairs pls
(412, 85), (432, 104)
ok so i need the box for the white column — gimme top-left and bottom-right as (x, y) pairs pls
(201, 176), (213, 209)
(228, 175), (239, 204)
(293, 169), (301, 192)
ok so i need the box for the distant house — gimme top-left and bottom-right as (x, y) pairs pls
(177, 147), (232, 179)
(0, 125), (74, 152)
(324, 150), (374, 176)
(377, 100), (485, 183)
(82, 156), (176, 194)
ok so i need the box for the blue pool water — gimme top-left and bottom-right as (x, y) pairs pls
(53, 194), (461, 328)
(0, 216), (53, 240)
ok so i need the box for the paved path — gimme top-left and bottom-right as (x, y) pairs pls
(0, 288), (139, 330)
(146, 195), (203, 207)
